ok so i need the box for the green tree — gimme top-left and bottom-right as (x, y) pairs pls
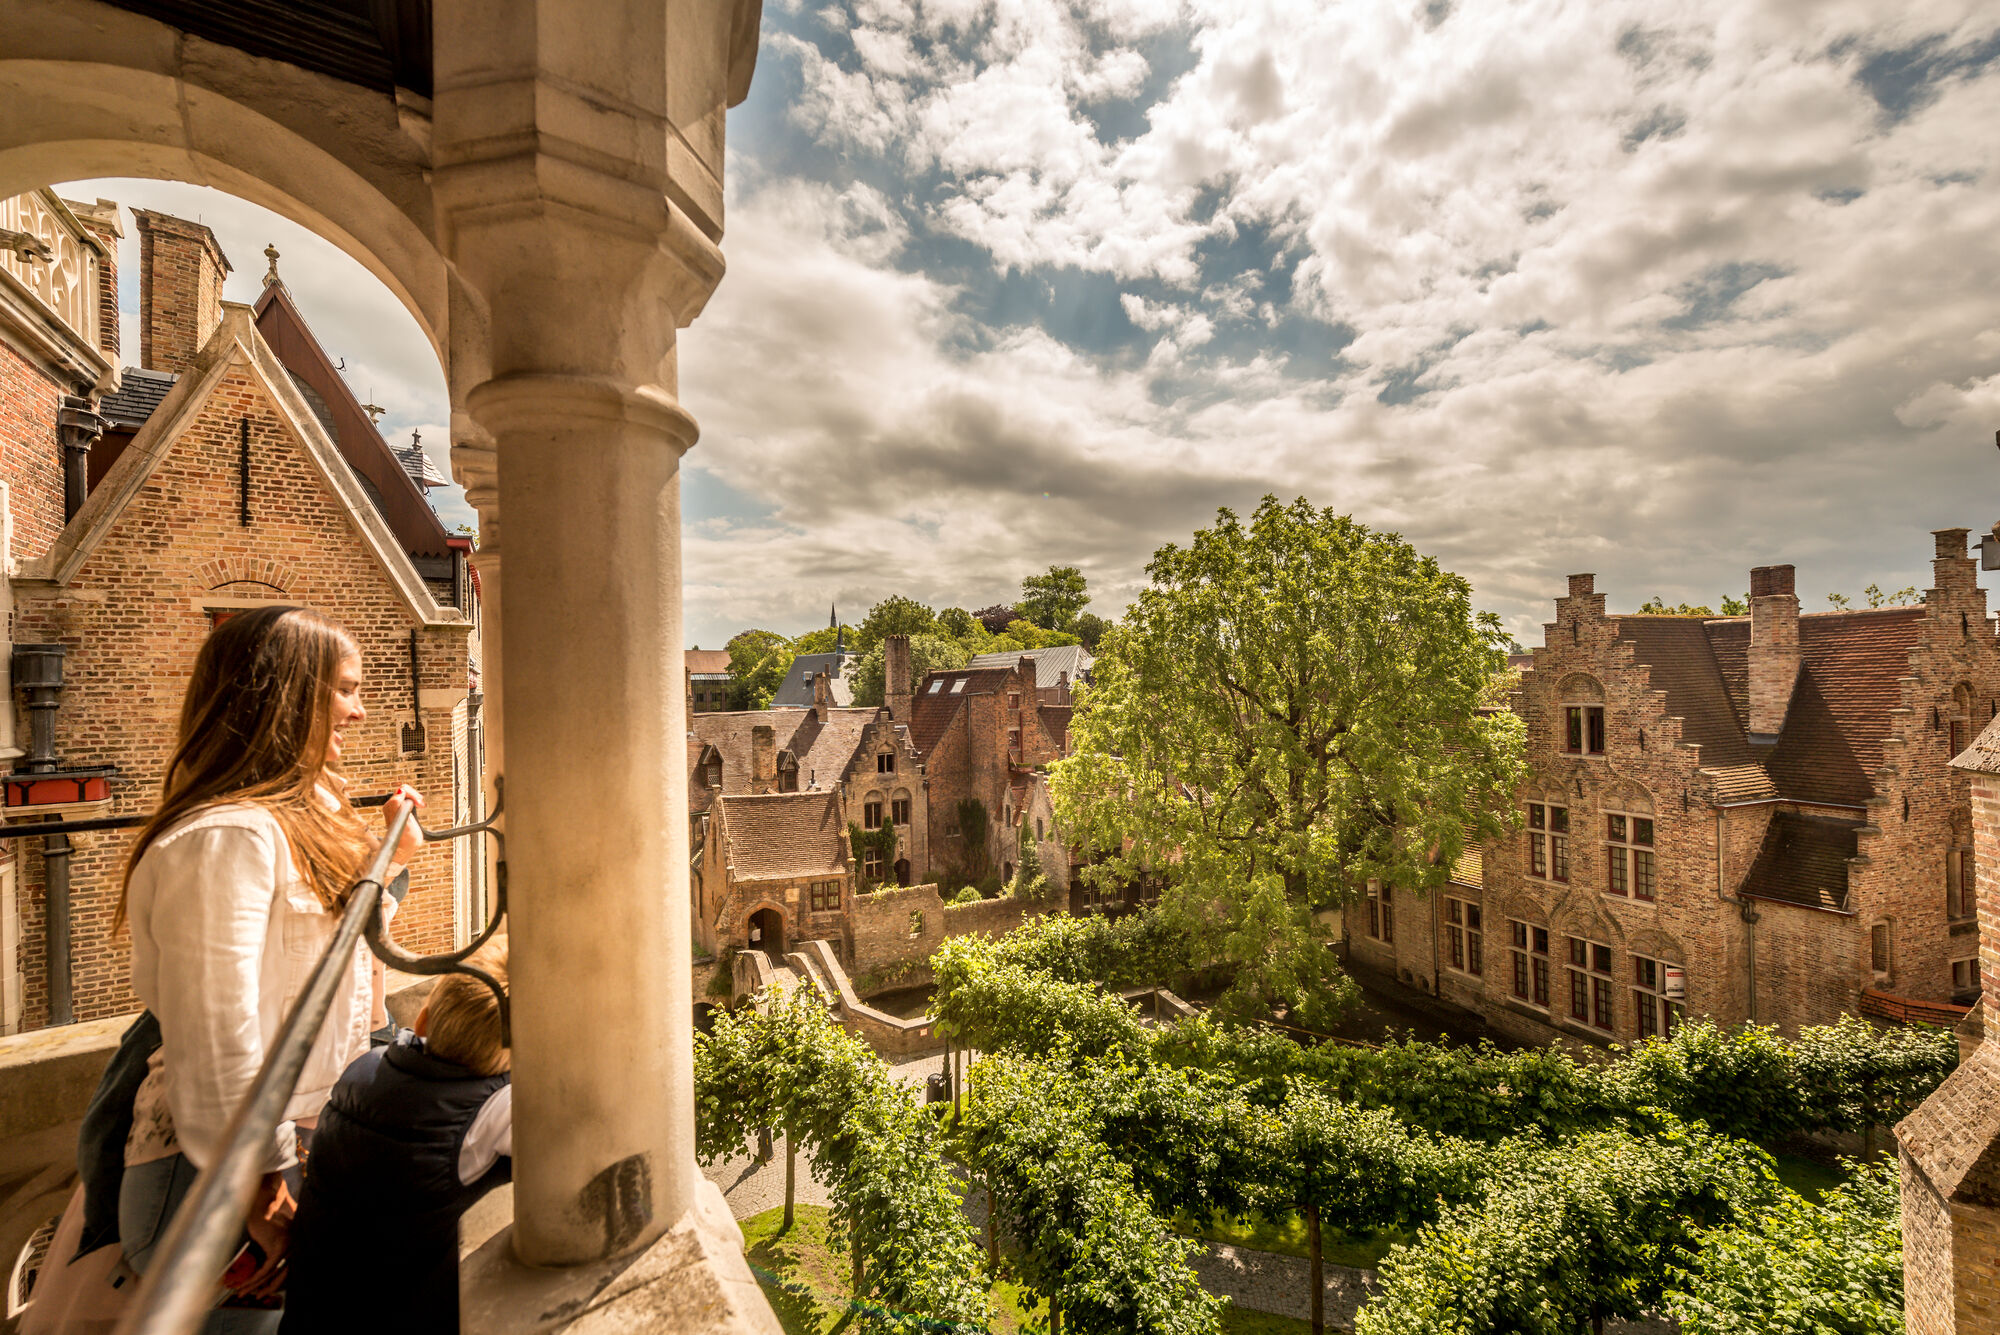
(1721, 593), (1748, 615)
(848, 633), (972, 707)
(1021, 565), (1090, 631)
(1664, 1158), (1905, 1335)
(1639, 597), (1716, 616)
(792, 624), (847, 655)
(855, 594), (938, 652)
(1864, 583), (1919, 608)
(938, 606), (982, 641)
(1827, 593), (1853, 610)
(725, 628), (790, 710)
(975, 603), (1021, 634)
(1072, 611), (1111, 651)
(1052, 497), (1525, 1027)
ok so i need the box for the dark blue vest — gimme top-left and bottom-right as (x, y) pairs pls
(279, 1034), (509, 1335)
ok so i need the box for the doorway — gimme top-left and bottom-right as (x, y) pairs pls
(748, 906), (784, 962)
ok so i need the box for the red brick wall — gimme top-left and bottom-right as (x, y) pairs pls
(132, 211), (228, 376)
(921, 664), (1062, 883)
(10, 363), (467, 1027)
(0, 343), (69, 567)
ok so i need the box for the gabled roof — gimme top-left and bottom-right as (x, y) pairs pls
(689, 707), (879, 794)
(909, 666), (1023, 759)
(98, 367), (177, 427)
(1739, 811), (1860, 911)
(771, 653), (858, 708)
(721, 790), (849, 882)
(686, 649), (732, 676)
(252, 281), (452, 562)
(1611, 607), (1926, 807)
(393, 431), (448, 489)
(19, 303), (461, 630)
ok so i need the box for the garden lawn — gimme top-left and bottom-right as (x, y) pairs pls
(741, 1205), (1316, 1335)
(1175, 1209), (1404, 1270)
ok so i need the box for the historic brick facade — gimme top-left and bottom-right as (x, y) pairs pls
(131, 209), (229, 377)
(1350, 542), (1998, 1046)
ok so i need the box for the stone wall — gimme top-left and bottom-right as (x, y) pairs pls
(846, 883), (1038, 980)
(10, 361), (469, 1027)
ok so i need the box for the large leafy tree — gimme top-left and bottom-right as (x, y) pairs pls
(724, 628), (790, 710)
(1052, 497), (1525, 1024)
(1021, 564), (1090, 631)
(855, 594), (938, 652)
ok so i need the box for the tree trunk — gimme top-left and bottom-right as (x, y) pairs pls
(783, 1138), (797, 1232)
(954, 1042), (963, 1119)
(986, 1180), (999, 1272)
(851, 1221), (864, 1297)
(1050, 1297), (1061, 1335)
(1307, 1203), (1324, 1335)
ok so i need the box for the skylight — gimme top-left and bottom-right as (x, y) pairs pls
(951, 679), (967, 694)
(928, 680), (944, 694)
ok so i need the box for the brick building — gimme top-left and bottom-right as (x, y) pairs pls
(0, 199), (481, 1032)
(1348, 543), (1994, 1046)
(686, 648), (732, 713)
(899, 647), (1068, 887)
(687, 668), (928, 961)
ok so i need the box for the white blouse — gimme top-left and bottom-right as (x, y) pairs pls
(125, 802), (389, 1173)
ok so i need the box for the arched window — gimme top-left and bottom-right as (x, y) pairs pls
(890, 788), (913, 826)
(1559, 674), (1607, 757)
(1950, 682), (1974, 756)
(776, 751), (799, 793)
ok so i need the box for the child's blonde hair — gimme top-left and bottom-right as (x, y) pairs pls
(423, 941), (509, 1076)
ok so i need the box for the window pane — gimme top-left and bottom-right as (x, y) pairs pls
(1550, 807), (1570, 834)
(1608, 846), (1627, 895)
(1634, 850), (1655, 901)
(1533, 927), (1550, 955)
(1466, 904), (1481, 930)
(1533, 958), (1550, 1006)
(1570, 970), (1589, 1019)
(1592, 943), (1613, 974)
(1566, 707), (1583, 752)
(1633, 818), (1654, 846)
(1551, 836), (1568, 882)
(1467, 931), (1482, 976)
(1606, 814), (1626, 841)
(1449, 927), (1463, 970)
(1594, 977), (1614, 1029)
(1634, 957), (1656, 989)
(1513, 952), (1528, 998)
(1530, 832), (1547, 877)
(1569, 937), (1587, 967)
(1637, 992), (1658, 1038)
(1511, 920), (1528, 949)
(1587, 707), (1606, 754)
(1447, 899), (1462, 924)
(1528, 804), (1545, 830)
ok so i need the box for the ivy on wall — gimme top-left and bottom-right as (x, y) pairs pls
(848, 819), (899, 893)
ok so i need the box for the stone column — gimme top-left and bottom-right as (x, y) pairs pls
(450, 414), (506, 926)
(432, 0), (753, 1268)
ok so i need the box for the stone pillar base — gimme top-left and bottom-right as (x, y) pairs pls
(460, 1174), (781, 1335)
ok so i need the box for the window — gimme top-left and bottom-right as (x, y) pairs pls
(928, 680), (944, 694)
(877, 752), (895, 773)
(1870, 923), (1891, 977)
(950, 679), (967, 694)
(1008, 728), (1021, 754)
(1527, 802), (1568, 882)
(864, 847), (884, 879)
(945, 818), (960, 838)
(1604, 814), (1655, 900)
(1567, 937), (1615, 1031)
(1565, 705), (1606, 756)
(1366, 883), (1394, 943)
(1951, 957), (1979, 1002)
(1509, 921), (1551, 1008)
(891, 797), (911, 825)
(704, 757), (722, 788)
(810, 879), (841, 912)
(1035, 817), (1044, 841)
(1008, 691), (1022, 709)
(1948, 846), (1976, 919)
(1631, 955), (1683, 1040)
(863, 800), (884, 827)
(1445, 898), (1483, 976)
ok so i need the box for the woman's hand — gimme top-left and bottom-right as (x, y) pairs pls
(241, 1170), (296, 1297)
(382, 783), (426, 869)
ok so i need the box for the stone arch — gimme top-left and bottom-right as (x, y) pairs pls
(1600, 779), (1656, 815)
(1557, 672), (1605, 703)
(1553, 896), (1623, 947)
(1488, 887), (1550, 927)
(0, 58), (455, 363)
(745, 902), (787, 958)
(1624, 927), (1684, 963)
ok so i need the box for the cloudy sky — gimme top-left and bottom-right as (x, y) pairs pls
(65, 0), (2000, 648)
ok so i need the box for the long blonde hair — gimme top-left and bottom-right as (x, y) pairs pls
(121, 606), (371, 923)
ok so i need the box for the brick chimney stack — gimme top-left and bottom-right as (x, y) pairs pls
(812, 669), (833, 723)
(132, 209), (231, 375)
(1932, 528), (1975, 597)
(1748, 564), (1800, 741)
(885, 634), (912, 721)
(750, 723), (776, 795)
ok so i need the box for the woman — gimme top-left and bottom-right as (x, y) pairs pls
(116, 606), (423, 1328)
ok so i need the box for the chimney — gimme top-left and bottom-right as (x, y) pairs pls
(812, 669), (833, 723)
(132, 209), (231, 375)
(1932, 528), (1974, 597)
(885, 634), (912, 721)
(750, 724), (776, 794)
(1747, 564), (1800, 741)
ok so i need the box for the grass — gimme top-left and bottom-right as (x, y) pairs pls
(1175, 1209), (1405, 1271)
(739, 1204), (1319, 1335)
(1771, 1152), (1849, 1202)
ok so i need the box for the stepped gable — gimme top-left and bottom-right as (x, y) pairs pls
(1612, 615), (1759, 769)
(1613, 607), (1924, 807)
(909, 666), (1021, 759)
(690, 706), (874, 791)
(1740, 810), (1862, 910)
(720, 790), (848, 881)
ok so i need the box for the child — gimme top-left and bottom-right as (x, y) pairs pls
(278, 945), (511, 1334)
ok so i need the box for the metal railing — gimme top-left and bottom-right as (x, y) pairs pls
(107, 786), (508, 1335)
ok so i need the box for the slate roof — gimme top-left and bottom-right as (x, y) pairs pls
(1611, 607), (1925, 808)
(689, 706), (880, 794)
(1740, 811), (1861, 911)
(98, 367), (177, 427)
(393, 433), (449, 489)
(771, 653), (859, 708)
(968, 643), (1095, 688)
(721, 790), (849, 882)
(909, 667), (1022, 759)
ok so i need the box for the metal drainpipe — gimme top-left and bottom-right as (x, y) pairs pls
(57, 396), (103, 523)
(1716, 812), (1758, 1022)
(14, 643), (72, 1024)
(43, 832), (73, 1025)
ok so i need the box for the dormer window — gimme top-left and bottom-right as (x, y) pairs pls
(777, 753), (799, 793)
(704, 757), (722, 788)
(1565, 705), (1606, 756)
